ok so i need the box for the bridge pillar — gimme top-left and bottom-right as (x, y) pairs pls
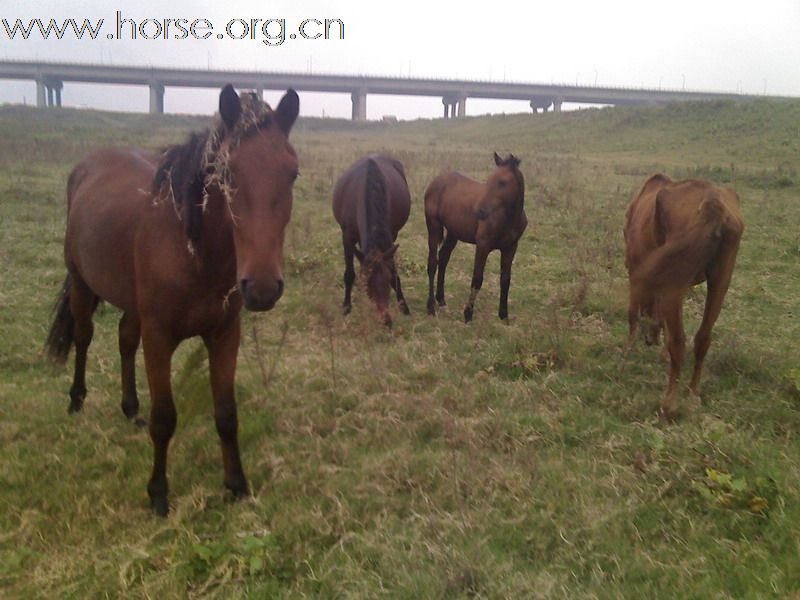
(36, 79), (47, 107)
(456, 95), (467, 118)
(442, 95), (466, 119)
(442, 97), (456, 119)
(149, 82), (164, 114)
(530, 97), (553, 114)
(553, 97), (563, 112)
(351, 89), (367, 121)
(51, 80), (63, 107)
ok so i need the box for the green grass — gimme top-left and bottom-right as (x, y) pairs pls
(1, 98), (799, 598)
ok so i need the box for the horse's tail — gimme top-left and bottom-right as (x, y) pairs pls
(423, 177), (447, 247)
(632, 192), (730, 300)
(45, 274), (75, 364)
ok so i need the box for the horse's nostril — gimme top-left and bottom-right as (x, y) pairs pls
(276, 279), (284, 297)
(239, 278), (249, 296)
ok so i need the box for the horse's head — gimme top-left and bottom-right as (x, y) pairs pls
(363, 243), (398, 327)
(476, 152), (524, 221)
(215, 85), (299, 312)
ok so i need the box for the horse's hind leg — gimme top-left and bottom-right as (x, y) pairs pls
(623, 282), (641, 356)
(119, 312), (142, 423)
(426, 218), (443, 315)
(661, 295), (686, 419)
(342, 238), (356, 315)
(689, 254), (735, 398)
(435, 233), (457, 307)
(68, 274), (98, 413)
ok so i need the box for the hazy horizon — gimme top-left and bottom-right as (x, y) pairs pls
(1, 0), (798, 119)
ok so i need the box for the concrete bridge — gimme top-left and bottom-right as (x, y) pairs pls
(0, 59), (789, 120)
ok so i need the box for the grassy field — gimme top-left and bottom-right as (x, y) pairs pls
(1, 98), (799, 598)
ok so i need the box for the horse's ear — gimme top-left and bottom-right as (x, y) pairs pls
(494, 152), (503, 166)
(219, 84), (242, 130)
(275, 89), (300, 135)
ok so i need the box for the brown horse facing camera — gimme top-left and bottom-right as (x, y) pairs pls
(45, 86), (300, 516)
(332, 154), (411, 327)
(624, 174), (744, 419)
(425, 153), (527, 323)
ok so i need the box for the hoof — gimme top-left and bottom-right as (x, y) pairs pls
(148, 479), (169, 517)
(133, 417), (147, 429)
(659, 406), (680, 423)
(150, 496), (169, 517)
(342, 304), (352, 316)
(225, 478), (249, 500)
(122, 400), (139, 420)
(427, 302), (436, 316)
(463, 306), (473, 323)
(399, 302), (411, 316)
(68, 386), (86, 414)
(498, 311), (509, 322)
(436, 297), (446, 307)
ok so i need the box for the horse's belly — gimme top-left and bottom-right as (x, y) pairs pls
(66, 177), (144, 312)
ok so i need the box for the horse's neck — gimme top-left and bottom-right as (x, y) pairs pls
(502, 192), (524, 221)
(197, 186), (236, 278)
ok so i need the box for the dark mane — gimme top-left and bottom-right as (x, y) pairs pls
(364, 158), (393, 255)
(150, 92), (275, 245)
(152, 130), (211, 245)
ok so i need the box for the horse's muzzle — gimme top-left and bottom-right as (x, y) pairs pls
(239, 278), (284, 312)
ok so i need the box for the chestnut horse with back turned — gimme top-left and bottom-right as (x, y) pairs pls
(425, 152), (527, 322)
(624, 174), (744, 419)
(332, 154), (411, 327)
(46, 86), (300, 515)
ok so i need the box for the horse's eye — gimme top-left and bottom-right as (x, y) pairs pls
(498, 179), (507, 188)
(291, 170), (300, 183)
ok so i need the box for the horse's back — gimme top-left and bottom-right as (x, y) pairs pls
(424, 171), (484, 243)
(332, 154), (410, 240)
(65, 147), (158, 312)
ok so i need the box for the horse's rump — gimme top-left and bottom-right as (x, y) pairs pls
(629, 179), (743, 301)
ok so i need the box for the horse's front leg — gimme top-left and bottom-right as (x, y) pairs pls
(464, 243), (491, 323)
(390, 265), (411, 315)
(498, 241), (518, 321)
(141, 321), (178, 517)
(203, 316), (248, 499)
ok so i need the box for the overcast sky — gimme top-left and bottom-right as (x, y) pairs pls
(1, 0), (798, 119)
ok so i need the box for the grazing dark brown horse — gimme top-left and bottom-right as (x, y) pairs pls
(45, 86), (300, 515)
(624, 173), (744, 418)
(425, 152), (527, 323)
(332, 154), (411, 326)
